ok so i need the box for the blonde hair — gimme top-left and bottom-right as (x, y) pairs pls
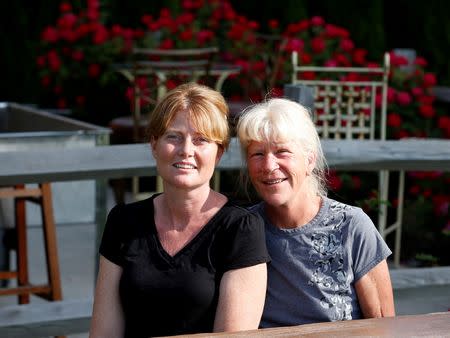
(147, 82), (230, 149)
(237, 98), (327, 197)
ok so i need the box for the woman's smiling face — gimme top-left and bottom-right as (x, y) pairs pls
(151, 109), (223, 191)
(246, 139), (313, 208)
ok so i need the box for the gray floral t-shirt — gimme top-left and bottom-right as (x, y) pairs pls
(254, 197), (392, 328)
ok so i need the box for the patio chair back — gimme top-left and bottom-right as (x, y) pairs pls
(289, 52), (404, 267)
(291, 51), (390, 140)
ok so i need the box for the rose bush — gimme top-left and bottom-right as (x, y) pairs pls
(37, 0), (449, 265)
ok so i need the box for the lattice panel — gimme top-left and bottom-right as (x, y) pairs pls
(311, 84), (377, 140)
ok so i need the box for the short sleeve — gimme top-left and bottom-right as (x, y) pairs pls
(350, 208), (392, 281)
(99, 204), (125, 266)
(221, 210), (270, 271)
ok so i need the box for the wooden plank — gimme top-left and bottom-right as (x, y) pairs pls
(0, 139), (450, 186)
(0, 298), (92, 338)
(165, 312), (450, 337)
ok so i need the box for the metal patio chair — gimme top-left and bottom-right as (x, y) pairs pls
(289, 51), (404, 266)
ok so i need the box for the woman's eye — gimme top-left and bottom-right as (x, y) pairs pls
(195, 137), (210, 144)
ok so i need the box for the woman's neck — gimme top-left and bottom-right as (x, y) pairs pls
(155, 186), (226, 230)
(265, 194), (322, 229)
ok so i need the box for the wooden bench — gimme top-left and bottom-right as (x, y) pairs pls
(0, 298), (92, 338)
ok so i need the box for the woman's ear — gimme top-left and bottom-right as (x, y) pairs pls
(150, 137), (157, 158)
(215, 145), (224, 165)
(306, 152), (316, 175)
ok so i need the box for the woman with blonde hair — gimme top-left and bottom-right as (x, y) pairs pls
(237, 97), (395, 327)
(90, 83), (270, 338)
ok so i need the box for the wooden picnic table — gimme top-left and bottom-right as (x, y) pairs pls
(166, 311), (450, 337)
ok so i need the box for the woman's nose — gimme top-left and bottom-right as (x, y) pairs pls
(262, 153), (279, 173)
(179, 138), (194, 156)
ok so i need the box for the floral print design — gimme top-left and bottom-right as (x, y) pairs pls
(308, 201), (353, 321)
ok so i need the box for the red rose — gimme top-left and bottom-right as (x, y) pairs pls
(179, 29), (193, 41)
(197, 30), (214, 45)
(387, 113), (402, 128)
(352, 48), (367, 65)
(396, 91), (412, 106)
(411, 87), (424, 96)
(71, 50), (84, 61)
(300, 52), (312, 64)
(41, 75), (51, 87)
(310, 16), (324, 26)
(59, 2), (72, 12)
(340, 38), (354, 52)
(394, 130), (409, 139)
(41, 26), (59, 43)
(325, 24), (349, 38)
(57, 98), (67, 109)
(284, 38), (304, 53)
(268, 19), (279, 30)
(88, 63), (101, 78)
(57, 13), (77, 29)
(141, 14), (153, 25)
(351, 176), (362, 189)
(419, 105), (435, 118)
(414, 57), (428, 67)
(159, 38), (174, 49)
(422, 73), (437, 87)
(92, 25), (108, 44)
(311, 37), (325, 54)
(36, 55), (46, 68)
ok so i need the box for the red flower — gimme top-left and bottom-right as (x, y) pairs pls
(179, 29), (193, 41)
(328, 172), (343, 191)
(387, 87), (396, 103)
(159, 38), (174, 49)
(197, 30), (214, 45)
(57, 98), (67, 109)
(57, 13), (77, 29)
(409, 185), (420, 195)
(419, 105), (435, 118)
(324, 59), (338, 67)
(310, 16), (324, 26)
(47, 50), (61, 72)
(396, 91), (412, 106)
(41, 26), (59, 43)
(411, 87), (424, 96)
(325, 24), (349, 38)
(422, 73), (437, 87)
(41, 75), (51, 87)
(394, 129), (409, 139)
(76, 95), (86, 106)
(268, 19), (279, 30)
(284, 38), (304, 53)
(59, 2), (72, 12)
(92, 25), (108, 44)
(300, 52), (312, 64)
(71, 50), (84, 61)
(351, 175), (362, 189)
(311, 37), (325, 54)
(36, 55), (46, 68)
(387, 113), (402, 128)
(415, 57), (428, 67)
(340, 38), (354, 52)
(352, 48), (367, 65)
(417, 95), (435, 105)
(88, 63), (101, 78)
(141, 14), (153, 25)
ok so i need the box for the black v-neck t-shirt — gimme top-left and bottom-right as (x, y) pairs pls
(99, 195), (270, 337)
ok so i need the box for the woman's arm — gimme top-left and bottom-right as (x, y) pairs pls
(355, 259), (396, 318)
(213, 263), (267, 332)
(89, 256), (125, 338)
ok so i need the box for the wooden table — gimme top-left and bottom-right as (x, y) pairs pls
(166, 312), (450, 337)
